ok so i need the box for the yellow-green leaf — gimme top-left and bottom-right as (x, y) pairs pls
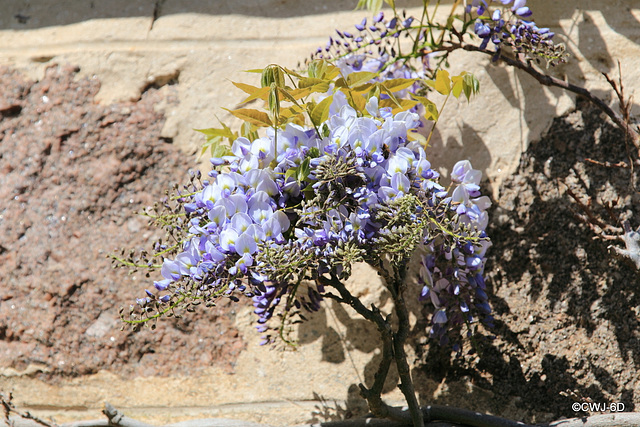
(381, 78), (417, 93)
(232, 82), (270, 103)
(232, 81), (261, 96)
(194, 127), (235, 140)
(324, 65), (341, 81)
(407, 130), (426, 145)
(240, 121), (258, 140)
(224, 108), (273, 127)
(435, 70), (451, 95)
(209, 139), (233, 159)
(298, 79), (330, 94)
(367, 85), (381, 101)
(424, 101), (439, 121)
(310, 95), (333, 127)
(346, 71), (377, 88)
(309, 82), (330, 94)
(350, 82), (375, 94)
(379, 98), (419, 114)
(283, 67), (303, 79)
(280, 105), (304, 118)
(343, 88), (367, 112)
(307, 60), (340, 81)
(200, 137), (233, 160)
(356, 0), (383, 13)
(451, 75), (464, 98)
(379, 85), (402, 107)
(299, 77), (327, 88)
(335, 77), (348, 88)
(411, 95), (439, 120)
(279, 86), (312, 102)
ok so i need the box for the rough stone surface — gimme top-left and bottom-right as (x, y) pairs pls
(0, 65), (243, 379)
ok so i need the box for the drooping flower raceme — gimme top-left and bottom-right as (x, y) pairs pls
(468, 0), (567, 65)
(133, 89), (492, 347)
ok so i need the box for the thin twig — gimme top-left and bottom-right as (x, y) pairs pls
(584, 158), (633, 169)
(0, 393), (58, 427)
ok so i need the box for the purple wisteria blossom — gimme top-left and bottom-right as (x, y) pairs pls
(468, 0), (567, 65)
(135, 87), (491, 347)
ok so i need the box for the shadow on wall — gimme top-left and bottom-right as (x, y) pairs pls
(297, 100), (640, 424)
(411, 99), (640, 423)
(1, 0), (427, 29)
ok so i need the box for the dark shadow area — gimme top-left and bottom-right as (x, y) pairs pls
(300, 296), (400, 423)
(409, 98), (640, 423)
(0, 0), (425, 29)
(303, 98), (640, 423)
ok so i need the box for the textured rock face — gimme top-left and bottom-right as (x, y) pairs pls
(1, 2), (640, 427)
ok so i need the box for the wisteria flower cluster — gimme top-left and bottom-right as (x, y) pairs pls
(312, 11), (413, 65)
(469, 0), (568, 65)
(127, 69), (490, 346)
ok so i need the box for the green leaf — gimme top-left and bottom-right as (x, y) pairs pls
(306, 147), (320, 159)
(434, 69), (451, 95)
(462, 73), (480, 101)
(310, 95), (333, 127)
(307, 60), (339, 81)
(285, 167), (298, 181)
(224, 108), (273, 127)
(355, 0), (383, 13)
(200, 137), (232, 160)
(298, 157), (310, 182)
(261, 65), (285, 88)
(268, 84), (280, 118)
